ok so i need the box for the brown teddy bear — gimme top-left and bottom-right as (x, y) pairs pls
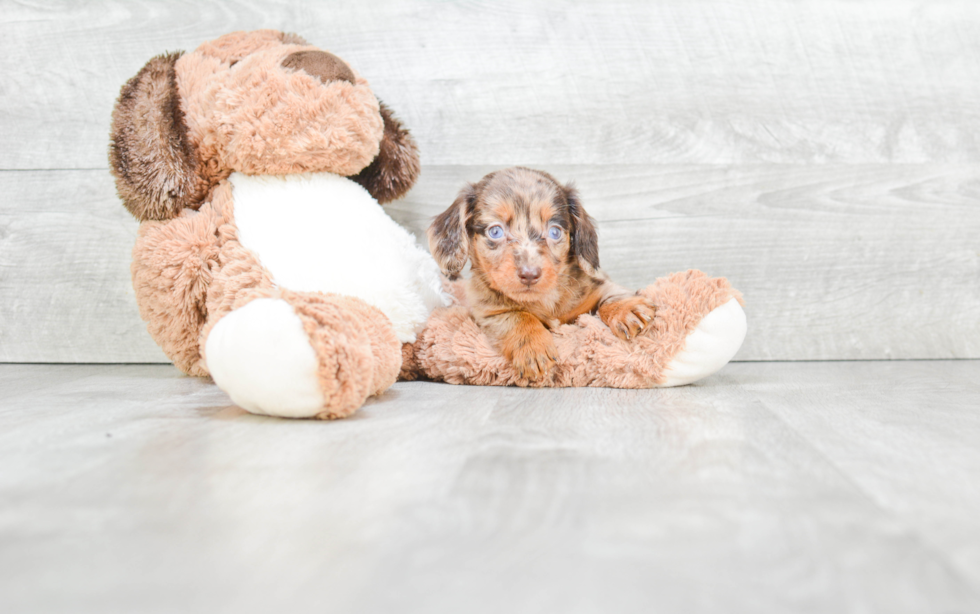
(110, 30), (446, 419)
(110, 30), (747, 420)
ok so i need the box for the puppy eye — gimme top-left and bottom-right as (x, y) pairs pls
(487, 224), (505, 240)
(548, 225), (563, 240)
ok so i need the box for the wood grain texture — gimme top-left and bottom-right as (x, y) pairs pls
(1, 362), (979, 613)
(2, 165), (977, 362)
(0, 170), (168, 363)
(752, 360), (980, 596)
(2, 0), (980, 169)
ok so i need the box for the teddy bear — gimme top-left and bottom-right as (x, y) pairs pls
(110, 30), (447, 419)
(110, 30), (747, 420)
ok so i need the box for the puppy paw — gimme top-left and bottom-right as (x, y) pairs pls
(504, 331), (558, 381)
(598, 296), (657, 341)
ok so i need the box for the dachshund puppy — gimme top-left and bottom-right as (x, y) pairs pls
(427, 167), (656, 380)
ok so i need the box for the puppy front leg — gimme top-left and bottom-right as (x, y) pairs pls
(596, 281), (657, 341)
(478, 310), (558, 381)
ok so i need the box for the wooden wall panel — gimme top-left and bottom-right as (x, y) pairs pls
(0, 171), (168, 362)
(2, 165), (977, 362)
(2, 0), (980, 169)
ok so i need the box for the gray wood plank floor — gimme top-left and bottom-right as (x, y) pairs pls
(2, 362), (979, 613)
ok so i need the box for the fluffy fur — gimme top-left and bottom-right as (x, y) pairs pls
(130, 204), (220, 374)
(109, 29), (420, 221)
(174, 42), (384, 180)
(351, 102), (421, 204)
(285, 290), (402, 419)
(401, 270), (745, 388)
(109, 52), (208, 221)
(428, 167), (656, 380)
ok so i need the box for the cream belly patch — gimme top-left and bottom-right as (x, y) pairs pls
(230, 172), (449, 343)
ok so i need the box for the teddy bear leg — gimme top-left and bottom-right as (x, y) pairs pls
(203, 291), (401, 419)
(656, 298), (747, 387)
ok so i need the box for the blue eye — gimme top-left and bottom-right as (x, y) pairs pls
(548, 225), (563, 240)
(487, 225), (504, 240)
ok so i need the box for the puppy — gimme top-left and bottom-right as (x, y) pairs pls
(427, 167), (656, 380)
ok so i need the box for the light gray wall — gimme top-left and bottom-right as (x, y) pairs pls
(1, 0), (978, 362)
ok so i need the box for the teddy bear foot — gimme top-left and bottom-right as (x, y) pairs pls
(205, 298), (328, 418)
(656, 298), (747, 387)
(204, 293), (401, 419)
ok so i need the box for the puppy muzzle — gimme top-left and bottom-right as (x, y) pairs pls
(518, 265), (542, 286)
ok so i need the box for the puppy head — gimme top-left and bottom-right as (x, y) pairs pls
(428, 167), (599, 303)
(109, 30), (419, 221)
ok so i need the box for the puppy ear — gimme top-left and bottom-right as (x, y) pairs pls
(351, 101), (421, 204)
(109, 52), (207, 221)
(427, 184), (475, 280)
(565, 183), (600, 272)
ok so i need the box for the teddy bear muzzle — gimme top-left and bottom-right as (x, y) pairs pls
(281, 50), (356, 85)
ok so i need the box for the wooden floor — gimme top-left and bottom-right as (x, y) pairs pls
(1, 362), (979, 613)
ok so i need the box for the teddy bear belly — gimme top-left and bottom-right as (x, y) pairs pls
(229, 172), (448, 343)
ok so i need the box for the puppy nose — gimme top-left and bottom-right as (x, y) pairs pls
(519, 266), (542, 285)
(281, 50), (356, 84)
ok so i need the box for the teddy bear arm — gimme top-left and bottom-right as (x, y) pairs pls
(131, 206), (221, 376)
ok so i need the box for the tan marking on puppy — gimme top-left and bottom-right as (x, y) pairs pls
(538, 201), (556, 228)
(491, 201), (514, 225)
(557, 283), (605, 324)
(428, 167), (657, 379)
(494, 311), (559, 381)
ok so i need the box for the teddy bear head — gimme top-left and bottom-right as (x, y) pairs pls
(109, 30), (420, 221)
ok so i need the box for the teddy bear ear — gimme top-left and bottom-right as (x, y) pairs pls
(350, 102), (421, 204)
(108, 51), (207, 222)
